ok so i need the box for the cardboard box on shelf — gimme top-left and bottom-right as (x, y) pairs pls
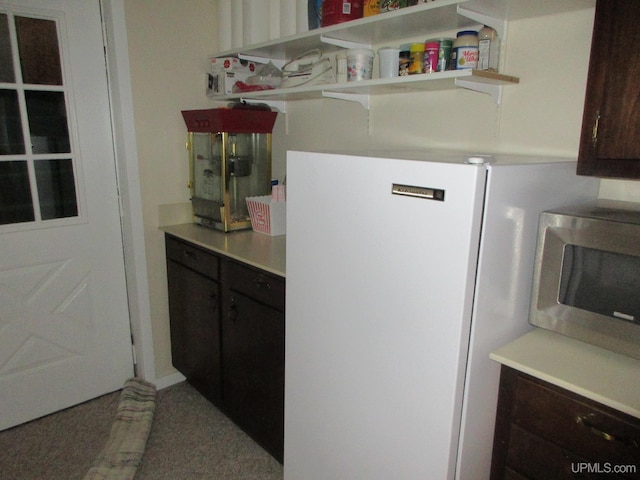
(206, 70), (252, 96)
(210, 56), (258, 73)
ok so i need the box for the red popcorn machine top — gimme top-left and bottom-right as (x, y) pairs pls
(181, 107), (277, 232)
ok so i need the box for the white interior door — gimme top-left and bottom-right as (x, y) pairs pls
(0, 0), (134, 430)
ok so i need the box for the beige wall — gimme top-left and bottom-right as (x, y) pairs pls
(124, 2), (640, 381)
(124, 0), (218, 379)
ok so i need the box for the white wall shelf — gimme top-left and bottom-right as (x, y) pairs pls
(211, 0), (593, 108)
(217, 69), (518, 109)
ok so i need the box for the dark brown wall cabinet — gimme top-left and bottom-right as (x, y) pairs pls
(490, 366), (640, 480)
(165, 234), (285, 463)
(577, 0), (640, 179)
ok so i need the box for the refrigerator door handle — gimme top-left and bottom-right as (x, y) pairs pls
(391, 183), (445, 201)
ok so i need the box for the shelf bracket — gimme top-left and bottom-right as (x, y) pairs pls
(454, 79), (502, 104)
(320, 34), (370, 50)
(457, 6), (506, 40)
(240, 98), (287, 113)
(322, 91), (370, 110)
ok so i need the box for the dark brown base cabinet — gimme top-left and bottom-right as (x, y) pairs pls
(166, 235), (223, 406)
(165, 234), (285, 463)
(491, 366), (640, 480)
(221, 258), (285, 463)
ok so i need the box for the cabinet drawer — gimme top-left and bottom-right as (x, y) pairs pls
(224, 260), (285, 311)
(166, 235), (219, 280)
(506, 424), (627, 479)
(512, 375), (640, 469)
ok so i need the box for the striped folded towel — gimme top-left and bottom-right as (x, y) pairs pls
(84, 378), (157, 480)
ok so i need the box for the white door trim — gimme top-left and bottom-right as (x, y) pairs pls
(101, 0), (155, 382)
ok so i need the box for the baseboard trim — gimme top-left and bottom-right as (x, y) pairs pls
(152, 371), (186, 390)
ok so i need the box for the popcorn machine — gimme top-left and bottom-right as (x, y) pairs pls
(181, 107), (277, 232)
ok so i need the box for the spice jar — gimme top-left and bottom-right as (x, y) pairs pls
(399, 44), (411, 76)
(423, 41), (439, 73)
(409, 43), (425, 74)
(451, 30), (479, 70)
(478, 25), (499, 72)
(435, 38), (454, 71)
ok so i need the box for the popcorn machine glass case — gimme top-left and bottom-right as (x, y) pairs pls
(181, 108), (277, 232)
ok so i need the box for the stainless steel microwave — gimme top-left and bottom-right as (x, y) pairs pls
(529, 200), (640, 360)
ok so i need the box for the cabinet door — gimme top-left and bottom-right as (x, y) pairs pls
(577, 0), (640, 178)
(167, 260), (222, 405)
(222, 288), (285, 463)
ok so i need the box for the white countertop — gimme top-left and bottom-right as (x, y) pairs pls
(161, 223), (286, 277)
(491, 329), (640, 418)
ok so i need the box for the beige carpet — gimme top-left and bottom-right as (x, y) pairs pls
(0, 381), (283, 480)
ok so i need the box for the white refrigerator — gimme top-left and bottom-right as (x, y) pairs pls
(284, 150), (599, 480)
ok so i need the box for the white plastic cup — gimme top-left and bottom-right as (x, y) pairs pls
(378, 47), (400, 78)
(346, 48), (374, 81)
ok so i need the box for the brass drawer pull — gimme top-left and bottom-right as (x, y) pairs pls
(576, 414), (639, 448)
(591, 111), (600, 146)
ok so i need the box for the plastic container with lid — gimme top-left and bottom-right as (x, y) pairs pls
(451, 30), (479, 70)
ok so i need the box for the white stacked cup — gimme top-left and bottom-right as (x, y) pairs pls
(378, 47), (400, 78)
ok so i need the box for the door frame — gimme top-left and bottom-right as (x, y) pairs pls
(101, 0), (155, 382)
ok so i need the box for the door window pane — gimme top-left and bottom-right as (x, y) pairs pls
(25, 91), (70, 154)
(0, 89), (25, 154)
(15, 16), (62, 86)
(34, 159), (77, 220)
(1, 11), (79, 228)
(0, 14), (15, 83)
(0, 161), (34, 225)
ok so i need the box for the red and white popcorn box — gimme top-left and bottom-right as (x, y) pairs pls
(246, 195), (286, 236)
